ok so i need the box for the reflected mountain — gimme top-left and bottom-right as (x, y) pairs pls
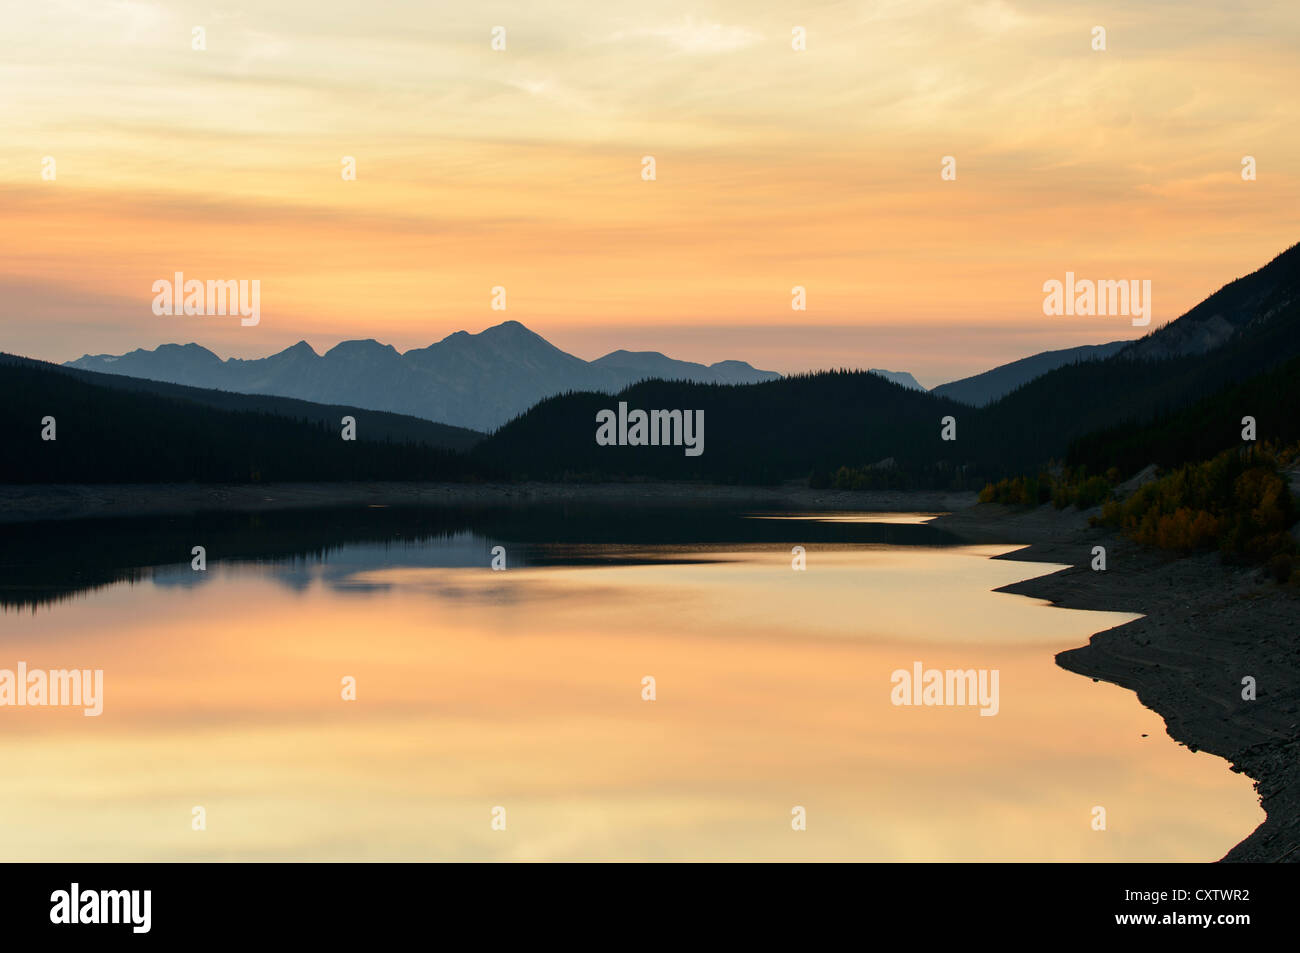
(0, 504), (964, 611)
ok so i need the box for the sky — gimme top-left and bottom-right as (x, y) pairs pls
(1, 0), (1297, 387)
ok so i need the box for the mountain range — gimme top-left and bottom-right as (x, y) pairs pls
(475, 241), (1300, 482)
(66, 322), (780, 432)
(38, 238), (1300, 484)
(6, 241), (1298, 487)
(65, 320), (1221, 432)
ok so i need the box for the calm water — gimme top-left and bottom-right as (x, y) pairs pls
(0, 506), (1261, 861)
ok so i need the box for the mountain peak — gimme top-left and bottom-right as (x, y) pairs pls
(428, 321), (539, 349)
(595, 349), (668, 363)
(268, 340), (319, 359)
(323, 339), (399, 359)
(151, 342), (221, 361)
(478, 319), (543, 341)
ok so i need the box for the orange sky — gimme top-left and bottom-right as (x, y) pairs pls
(1, 0), (1297, 384)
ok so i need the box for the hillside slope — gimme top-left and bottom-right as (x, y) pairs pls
(932, 341), (1127, 406)
(0, 356), (485, 483)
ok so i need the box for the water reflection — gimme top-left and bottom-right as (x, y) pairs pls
(0, 505), (964, 611)
(0, 506), (1262, 861)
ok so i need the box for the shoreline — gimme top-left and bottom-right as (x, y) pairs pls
(0, 481), (977, 524)
(1, 480), (1293, 861)
(931, 503), (1299, 863)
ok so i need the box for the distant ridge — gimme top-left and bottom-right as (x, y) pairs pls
(66, 321), (780, 432)
(932, 342), (1127, 407)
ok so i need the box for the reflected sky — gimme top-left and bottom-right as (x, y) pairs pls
(0, 510), (1262, 861)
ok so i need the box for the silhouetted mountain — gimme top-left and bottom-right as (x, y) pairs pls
(974, 242), (1300, 471)
(938, 244), (1300, 408)
(8, 354), (482, 450)
(66, 321), (780, 432)
(474, 242), (1300, 483)
(1119, 247), (1300, 360)
(932, 341), (1127, 406)
(0, 354), (489, 483)
(474, 371), (972, 486)
(34, 242), (1300, 488)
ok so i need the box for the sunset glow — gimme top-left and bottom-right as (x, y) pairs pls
(3, 1), (1297, 382)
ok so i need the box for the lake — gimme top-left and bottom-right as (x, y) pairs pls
(0, 505), (1261, 860)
